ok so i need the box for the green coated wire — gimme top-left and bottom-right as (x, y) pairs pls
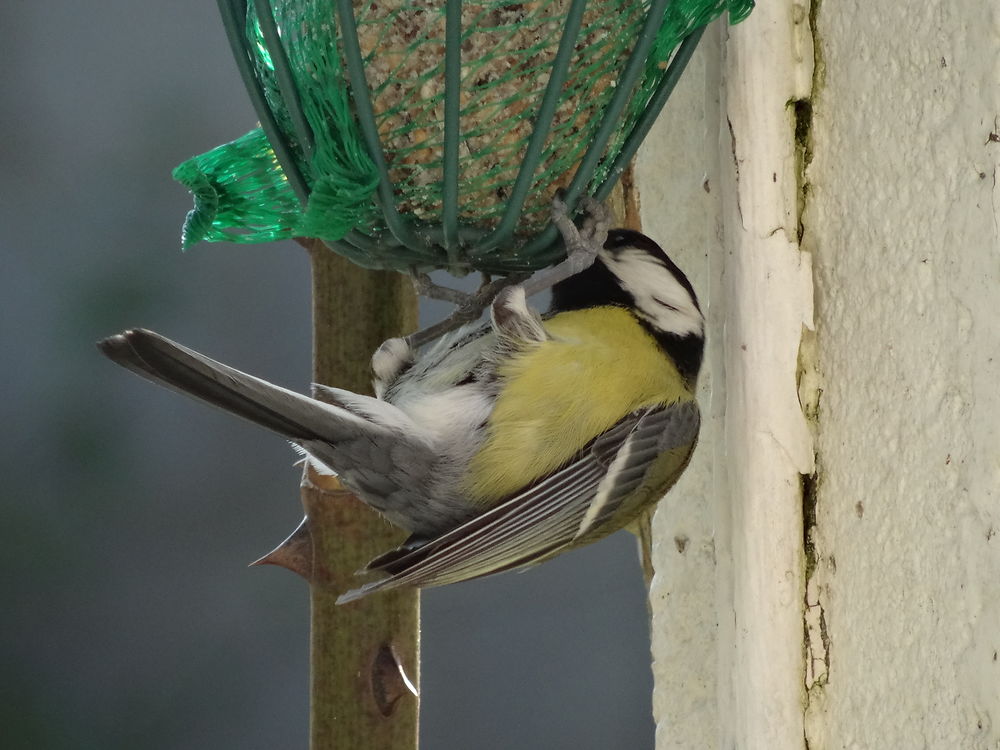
(472, 14), (651, 264)
(476, 0), (589, 256)
(529, 28), (703, 268)
(442, 0), (462, 261)
(246, 1), (410, 262)
(594, 27), (703, 201)
(561, 0), (669, 207)
(334, 0), (424, 252)
(252, 0), (316, 161)
(215, 0), (310, 205)
(516, 0), (681, 264)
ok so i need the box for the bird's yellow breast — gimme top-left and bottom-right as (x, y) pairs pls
(464, 306), (692, 504)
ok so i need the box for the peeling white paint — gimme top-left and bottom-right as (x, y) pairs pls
(641, 2), (815, 748)
(717, 5), (815, 749)
(804, 574), (828, 691)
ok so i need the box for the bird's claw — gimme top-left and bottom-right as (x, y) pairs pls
(404, 271), (529, 350)
(576, 196), (612, 250)
(405, 195), (612, 347)
(550, 195), (609, 274)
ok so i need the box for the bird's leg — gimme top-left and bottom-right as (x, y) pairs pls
(370, 336), (414, 397)
(409, 272), (478, 306)
(405, 271), (528, 349)
(490, 286), (547, 344)
(520, 195), (610, 297)
(403, 196), (610, 349)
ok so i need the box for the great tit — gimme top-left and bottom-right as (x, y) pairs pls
(99, 204), (704, 602)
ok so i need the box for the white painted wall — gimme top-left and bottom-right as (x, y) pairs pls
(641, 1), (1000, 747)
(804, 0), (1000, 747)
(637, 32), (723, 750)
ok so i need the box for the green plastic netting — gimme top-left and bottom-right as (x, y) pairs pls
(175, 0), (753, 273)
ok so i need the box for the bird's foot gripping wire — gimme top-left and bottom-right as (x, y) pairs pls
(404, 196), (610, 349)
(521, 195), (609, 297)
(405, 271), (529, 349)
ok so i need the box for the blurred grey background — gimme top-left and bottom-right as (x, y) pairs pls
(2, 2), (654, 747)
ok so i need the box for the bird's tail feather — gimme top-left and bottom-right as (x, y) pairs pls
(98, 328), (373, 444)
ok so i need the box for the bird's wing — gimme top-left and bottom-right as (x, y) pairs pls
(99, 329), (448, 531)
(338, 400), (700, 603)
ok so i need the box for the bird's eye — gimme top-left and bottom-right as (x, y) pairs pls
(651, 296), (679, 312)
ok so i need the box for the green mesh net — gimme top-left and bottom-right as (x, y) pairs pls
(175, 0), (753, 273)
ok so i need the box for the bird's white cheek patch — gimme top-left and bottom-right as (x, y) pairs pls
(606, 253), (703, 337)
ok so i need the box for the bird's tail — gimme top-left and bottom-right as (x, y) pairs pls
(98, 328), (368, 444)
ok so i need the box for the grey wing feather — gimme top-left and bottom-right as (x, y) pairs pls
(338, 400), (700, 603)
(578, 400), (700, 535)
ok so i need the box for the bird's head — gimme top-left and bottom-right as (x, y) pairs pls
(550, 229), (705, 383)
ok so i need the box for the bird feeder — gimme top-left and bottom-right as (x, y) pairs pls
(175, 0), (753, 275)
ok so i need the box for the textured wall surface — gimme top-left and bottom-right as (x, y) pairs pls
(805, 1), (1000, 748)
(638, 36), (722, 750)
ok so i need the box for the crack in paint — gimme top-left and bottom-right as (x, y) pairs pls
(802, 470), (830, 688)
(727, 115), (746, 229)
(793, 1), (830, 742)
(991, 117), (1000, 241)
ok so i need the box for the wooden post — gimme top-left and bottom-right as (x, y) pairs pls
(295, 239), (420, 749)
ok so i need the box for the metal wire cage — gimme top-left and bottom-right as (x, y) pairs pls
(175, 0), (752, 274)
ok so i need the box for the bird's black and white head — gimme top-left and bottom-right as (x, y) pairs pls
(550, 229), (705, 384)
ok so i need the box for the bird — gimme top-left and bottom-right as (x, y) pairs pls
(98, 199), (704, 603)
